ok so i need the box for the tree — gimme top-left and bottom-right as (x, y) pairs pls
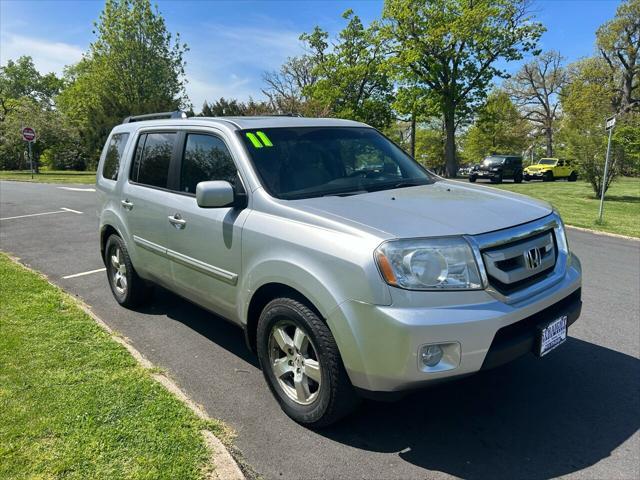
(561, 58), (617, 197)
(300, 9), (394, 129)
(463, 90), (531, 163)
(383, 0), (544, 177)
(262, 55), (321, 115)
(57, 0), (189, 161)
(505, 51), (566, 156)
(596, 0), (639, 113)
(0, 56), (62, 121)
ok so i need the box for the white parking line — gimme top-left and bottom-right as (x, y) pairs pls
(60, 207), (83, 214)
(0, 207), (83, 221)
(0, 210), (67, 221)
(62, 267), (106, 279)
(58, 187), (96, 192)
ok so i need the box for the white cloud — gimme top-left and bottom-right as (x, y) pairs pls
(182, 23), (306, 110)
(186, 73), (255, 110)
(0, 32), (84, 75)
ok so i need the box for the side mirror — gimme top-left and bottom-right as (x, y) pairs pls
(196, 181), (235, 208)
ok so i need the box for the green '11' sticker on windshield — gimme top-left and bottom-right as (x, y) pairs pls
(246, 131), (273, 148)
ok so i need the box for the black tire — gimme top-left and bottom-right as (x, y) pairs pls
(468, 175), (476, 183)
(514, 171), (523, 183)
(104, 234), (152, 308)
(568, 171), (578, 182)
(490, 174), (503, 184)
(256, 297), (359, 428)
(543, 171), (554, 182)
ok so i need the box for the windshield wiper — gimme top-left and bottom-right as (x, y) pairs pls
(365, 180), (428, 193)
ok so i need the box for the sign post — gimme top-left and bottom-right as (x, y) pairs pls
(21, 127), (36, 179)
(598, 117), (615, 223)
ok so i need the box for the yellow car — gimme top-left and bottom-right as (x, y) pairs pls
(524, 158), (578, 182)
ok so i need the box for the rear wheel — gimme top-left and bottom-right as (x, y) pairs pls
(257, 297), (359, 427)
(104, 235), (152, 308)
(514, 171), (523, 183)
(568, 171), (578, 182)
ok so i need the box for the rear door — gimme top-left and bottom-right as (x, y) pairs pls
(164, 130), (249, 321)
(121, 130), (178, 284)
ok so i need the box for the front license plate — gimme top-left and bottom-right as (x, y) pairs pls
(538, 315), (567, 356)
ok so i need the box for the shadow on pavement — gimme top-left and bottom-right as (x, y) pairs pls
(319, 338), (640, 480)
(134, 287), (259, 368)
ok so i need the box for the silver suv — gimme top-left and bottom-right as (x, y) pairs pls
(97, 112), (582, 427)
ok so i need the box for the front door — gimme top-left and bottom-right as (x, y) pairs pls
(121, 131), (177, 284)
(165, 131), (248, 321)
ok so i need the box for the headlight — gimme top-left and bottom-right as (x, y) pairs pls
(553, 208), (569, 253)
(375, 238), (482, 290)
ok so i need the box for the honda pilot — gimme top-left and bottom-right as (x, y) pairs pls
(97, 112), (582, 427)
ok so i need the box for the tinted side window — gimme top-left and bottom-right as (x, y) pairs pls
(130, 132), (176, 188)
(180, 134), (237, 194)
(102, 133), (129, 181)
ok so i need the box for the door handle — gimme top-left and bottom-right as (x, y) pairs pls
(168, 213), (186, 229)
(121, 199), (134, 210)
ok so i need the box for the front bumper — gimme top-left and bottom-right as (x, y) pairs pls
(327, 254), (582, 394)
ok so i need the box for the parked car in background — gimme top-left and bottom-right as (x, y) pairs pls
(468, 155), (523, 184)
(524, 158), (578, 182)
(97, 112), (582, 427)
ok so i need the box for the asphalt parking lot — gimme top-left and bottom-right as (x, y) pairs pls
(1, 180), (639, 480)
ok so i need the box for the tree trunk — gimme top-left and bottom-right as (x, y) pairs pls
(444, 109), (457, 177)
(410, 110), (416, 158)
(545, 126), (553, 157)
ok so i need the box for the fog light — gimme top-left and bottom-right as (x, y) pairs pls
(420, 344), (443, 367)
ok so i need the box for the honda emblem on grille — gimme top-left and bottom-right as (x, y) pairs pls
(524, 247), (542, 270)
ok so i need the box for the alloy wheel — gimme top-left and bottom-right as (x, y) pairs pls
(268, 321), (322, 405)
(109, 245), (128, 295)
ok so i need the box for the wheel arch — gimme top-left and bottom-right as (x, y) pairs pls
(244, 282), (326, 353)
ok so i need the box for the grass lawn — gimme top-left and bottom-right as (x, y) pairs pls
(0, 170), (96, 184)
(0, 253), (221, 479)
(491, 176), (640, 238)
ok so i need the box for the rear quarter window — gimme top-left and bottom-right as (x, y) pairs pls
(101, 133), (130, 181)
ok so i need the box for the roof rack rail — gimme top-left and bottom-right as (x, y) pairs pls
(122, 110), (188, 124)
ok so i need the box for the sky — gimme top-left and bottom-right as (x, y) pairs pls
(0, 0), (622, 112)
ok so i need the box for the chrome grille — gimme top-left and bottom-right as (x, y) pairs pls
(482, 230), (556, 289)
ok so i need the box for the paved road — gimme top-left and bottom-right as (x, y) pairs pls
(1, 180), (639, 480)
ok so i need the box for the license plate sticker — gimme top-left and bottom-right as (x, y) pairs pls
(539, 315), (567, 356)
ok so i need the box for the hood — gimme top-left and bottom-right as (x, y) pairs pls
(288, 180), (552, 238)
(526, 164), (550, 171)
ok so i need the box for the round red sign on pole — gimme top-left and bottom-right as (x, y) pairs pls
(22, 127), (36, 142)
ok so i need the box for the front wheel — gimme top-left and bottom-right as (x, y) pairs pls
(543, 171), (554, 182)
(490, 174), (503, 184)
(257, 297), (359, 427)
(468, 175), (477, 183)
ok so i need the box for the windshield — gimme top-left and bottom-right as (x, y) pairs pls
(239, 127), (435, 199)
(538, 159), (558, 165)
(482, 156), (505, 166)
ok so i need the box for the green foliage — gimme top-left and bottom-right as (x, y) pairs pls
(561, 57), (618, 197)
(383, 0), (544, 176)
(462, 90), (530, 163)
(596, 0), (639, 111)
(301, 10), (394, 129)
(57, 0), (189, 164)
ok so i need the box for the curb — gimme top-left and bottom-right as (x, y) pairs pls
(6, 255), (246, 480)
(566, 225), (640, 242)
